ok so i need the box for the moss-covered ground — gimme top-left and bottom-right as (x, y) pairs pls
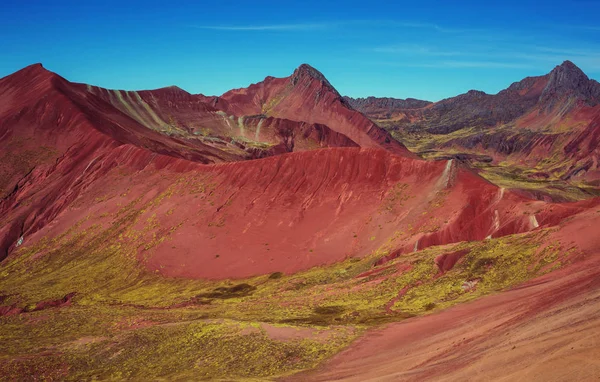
(378, 120), (600, 202)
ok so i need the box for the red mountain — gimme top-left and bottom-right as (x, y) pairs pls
(352, 61), (600, 134)
(199, 64), (415, 157)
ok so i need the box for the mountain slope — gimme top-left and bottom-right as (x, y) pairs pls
(80, 81), (359, 158)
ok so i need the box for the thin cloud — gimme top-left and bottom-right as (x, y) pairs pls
(534, 46), (595, 55)
(386, 21), (449, 32)
(190, 20), (480, 33)
(377, 61), (533, 69)
(382, 21), (478, 34)
(373, 44), (462, 56)
(440, 61), (533, 69)
(562, 24), (600, 32)
(371, 39), (600, 71)
(507, 47), (600, 71)
(190, 22), (335, 31)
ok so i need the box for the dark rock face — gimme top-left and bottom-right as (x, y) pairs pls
(565, 113), (600, 157)
(540, 60), (600, 108)
(443, 130), (561, 156)
(406, 71), (557, 134)
(423, 61), (600, 134)
(292, 63), (331, 85)
(344, 96), (432, 114)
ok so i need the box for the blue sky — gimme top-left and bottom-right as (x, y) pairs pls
(1, 0), (600, 101)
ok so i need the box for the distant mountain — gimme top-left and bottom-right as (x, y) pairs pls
(356, 61), (600, 187)
(343, 96), (432, 119)
(540, 60), (600, 109)
(381, 61), (600, 135)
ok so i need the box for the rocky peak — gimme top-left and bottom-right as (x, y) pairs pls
(0, 63), (62, 97)
(2, 63), (53, 81)
(293, 64), (327, 81)
(291, 63), (335, 88)
(466, 90), (487, 97)
(289, 63), (343, 101)
(164, 85), (188, 92)
(547, 61), (589, 91)
(24, 62), (45, 71)
(540, 60), (600, 106)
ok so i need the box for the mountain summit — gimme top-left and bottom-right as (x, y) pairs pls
(541, 60), (600, 106)
(291, 63), (329, 83)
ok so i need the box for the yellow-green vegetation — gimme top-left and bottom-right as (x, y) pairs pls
(392, 233), (563, 313)
(382, 183), (411, 213)
(1, 313), (351, 380)
(0, 179), (570, 379)
(231, 135), (275, 150)
(477, 164), (599, 201)
(380, 118), (600, 201)
(383, 123), (481, 155)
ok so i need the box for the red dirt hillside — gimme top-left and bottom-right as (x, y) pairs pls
(287, 233), (600, 381)
(0, 63), (240, 259)
(0, 63), (363, 260)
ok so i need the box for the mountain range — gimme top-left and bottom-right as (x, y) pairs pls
(348, 60), (600, 201)
(1, 61), (599, 380)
